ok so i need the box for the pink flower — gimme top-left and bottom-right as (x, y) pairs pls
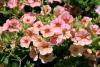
(50, 34), (63, 45)
(22, 13), (36, 24)
(40, 25), (54, 37)
(8, 0), (18, 8)
(3, 19), (22, 32)
(28, 0), (41, 7)
(95, 5), (100, 15)
(82, 16), (92, 27)
(19, 4), (25, 11)
(37, 41), (53, 55)
(63, 30), (72, 39)
(73, 29), (92, 46)
(61, 11), (73, 24)
(41, 5), (51, 15)
(48, 0), (62, 3)
(54, 6), (65, 17)
(20, 36), (31, 48)
(90, 24), (100, 35)
(33, 21), (43, 31)
(50, 17), (64, 34)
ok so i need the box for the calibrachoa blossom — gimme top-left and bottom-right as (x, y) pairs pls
(40, 25), (54, 37)
(69, 44), (84, 57)
(72, 29), (92, 46)
(82, 16), (92, 27)
(48, 0), (62, 3)
(61, 11), (73, 24)
(22, 13), (36, 24)
(1, 1), (100, 66)
(8, 0), (18, 8)
(90, 24), (100, 35)
(33, 21), (43, 31)
(50, 17), (64, 34)
(3, 19), (22, 32)
(20, 36), (31, 48)
(54, 6), (65, 17)
(50, 34), (63, 45)
(95, 5), (100, 15)
(37, 41), (53, 55)
(41, 5), (51, 15)
(28, 0), (41, 7)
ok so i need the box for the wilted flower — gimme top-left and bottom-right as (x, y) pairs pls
(28, 0), (41, 7)
(69, 44), (84, 57)
(20, 36), (31, 48)
(8, 0), (18, 8)
(41, 5), (51, 15)
(96, 50), (100, 58)
(39, 53), (54, 64)
(83, 48), (92, 58)
(3, 19), (22, 32)
(29, 46), (38, 61)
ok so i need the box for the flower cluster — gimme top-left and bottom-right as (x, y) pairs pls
(0, 0), (100, 66)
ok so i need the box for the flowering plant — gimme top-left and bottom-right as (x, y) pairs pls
(0, 0), (100, 67)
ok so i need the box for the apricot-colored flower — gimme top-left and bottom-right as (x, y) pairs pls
(72, 29), (92, 46)
(3, 19), (22, 32)
(61, 11), (73, 24)
(39, 53), (54, 64)
(50, 34), (63, 45)
(50, 17), (64, 34)
(33, 21), (43, 31)
(20, 36), (31, 48)
(40, 25), (54, 37)
(22, 13), (36, 24)
(82, 16), (92, 27)
(37, 42), (53, 55)
(48, 0), (62, 3)
(41, 5), (51, 15)
(8, 0), (18, 8)
(69, 44), (84, 57)
(54, 6), (65, 17)
(90, 24), (100, 35)
(28, 0), (41, 7)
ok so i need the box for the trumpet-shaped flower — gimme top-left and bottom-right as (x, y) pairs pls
(20, 36), (31, 48)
